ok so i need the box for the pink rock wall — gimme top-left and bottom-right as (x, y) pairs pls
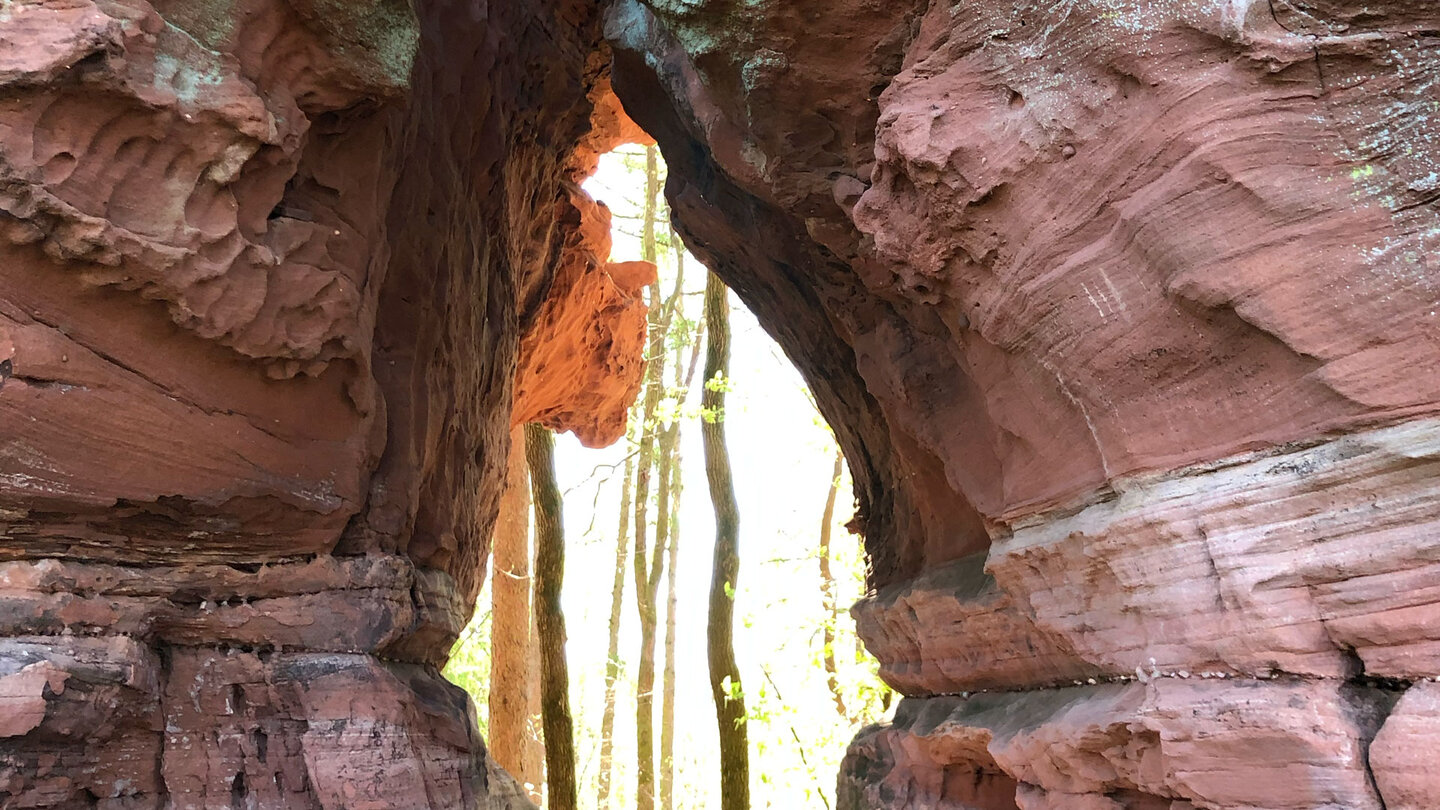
(0, 0), (633, 806)
(3, 0), (1438, 807)
(605, 0), (1440, 806)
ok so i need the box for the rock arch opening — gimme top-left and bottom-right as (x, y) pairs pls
(448, 132), (899, 808)
(1, 0), (1438, 808)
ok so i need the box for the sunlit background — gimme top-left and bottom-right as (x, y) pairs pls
(446, 148), (893, 810)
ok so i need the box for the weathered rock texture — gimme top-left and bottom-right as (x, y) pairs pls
(3, 0), (1439, 807)
(0, 0), (645, 806)
(603, 0), (1440, 807)
(512, 186), (655, 447)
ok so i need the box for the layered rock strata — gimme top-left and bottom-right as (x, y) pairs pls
(0, 0), (644, 806)
(2, 0), (1438, 808)
(839, 678), (1400, 810)
(603, 0), (1440, 807)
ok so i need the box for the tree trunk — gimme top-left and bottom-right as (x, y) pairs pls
(526, 424), (577, 810)
(524, 617), (545, 806)
(661, 256), (702, 810)
(597, 441), (635, 810)
(489, 426), (541, 799)
(702, 273), (749, 810)
(658, 424), (681, 810)
(632, 142), (675, 810)
(819, 450), (849, 721)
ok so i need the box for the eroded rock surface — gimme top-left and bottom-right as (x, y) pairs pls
(512, 185), (655, 448)
(840, 679), (1399, 810)
(604, 0), (1440, 807)
(3, 0), (1438, 807)
(0, 0), (636, 806)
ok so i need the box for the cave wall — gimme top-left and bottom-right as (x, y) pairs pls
(2, 0), (1439, 808)
(603, 0), (1440, 807)
(0, 0), (641, 806)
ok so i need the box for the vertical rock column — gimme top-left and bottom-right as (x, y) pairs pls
(0, 0), (625, 807)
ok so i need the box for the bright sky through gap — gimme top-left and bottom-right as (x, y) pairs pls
(523, 148), (890, 807)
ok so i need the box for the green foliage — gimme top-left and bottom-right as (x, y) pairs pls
(651, 384), (699, 428)
(441, 579), (492, 736)
(667, 314), (699, 353)
(703, 370), (734, 393)
(721, 675), (745, 707)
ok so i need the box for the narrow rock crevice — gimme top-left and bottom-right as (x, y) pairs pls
(1340, 679), (1405, 810)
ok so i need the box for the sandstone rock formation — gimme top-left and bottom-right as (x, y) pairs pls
(606, 0), (1440, 807)
(513, 67), (657, 448)
(0, 0), (640, 806)
(3, 0), (1438, 808)
(512, 186), (655, 448)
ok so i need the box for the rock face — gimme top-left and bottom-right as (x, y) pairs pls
(604, 0), (1440, 807)
(2, 0), (1438, 808)
(512, 185), (655, 448)
(0, 0), (642, 806)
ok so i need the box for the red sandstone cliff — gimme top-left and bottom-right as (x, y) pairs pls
(0, 0), (638, 806)
(3, 0), (1439, 808)
(605, 0), (1440, 807)
(512, 185), (655, 448)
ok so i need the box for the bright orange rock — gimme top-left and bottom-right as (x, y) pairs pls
(512, 186), (655, 447)
(512, 73), (655, 448)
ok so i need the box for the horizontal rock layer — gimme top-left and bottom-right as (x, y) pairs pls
(0, 556), (465, 663)
(840, 679), (1416, 810)
(0, 638), (500, 809)
(857, 417), (1440, 695)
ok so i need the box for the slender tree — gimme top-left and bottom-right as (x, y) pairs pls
(653, 417), (678, 810)
(701, 273), (749, 810)
(659, 432), (681, 810)
(661, 261), (704, 810)
(819, 450), (850, 721)
(526, 424), (577, 810)
(524, 614), (545, 804)
(632, 143), (690, 810)
(597, 433), (635, 809)
(490, 426), (542, 798)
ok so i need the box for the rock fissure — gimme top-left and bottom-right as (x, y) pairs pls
(1341, 680), (1406, 810)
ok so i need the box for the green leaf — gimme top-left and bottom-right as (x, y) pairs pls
(704, 370), (735, 393)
